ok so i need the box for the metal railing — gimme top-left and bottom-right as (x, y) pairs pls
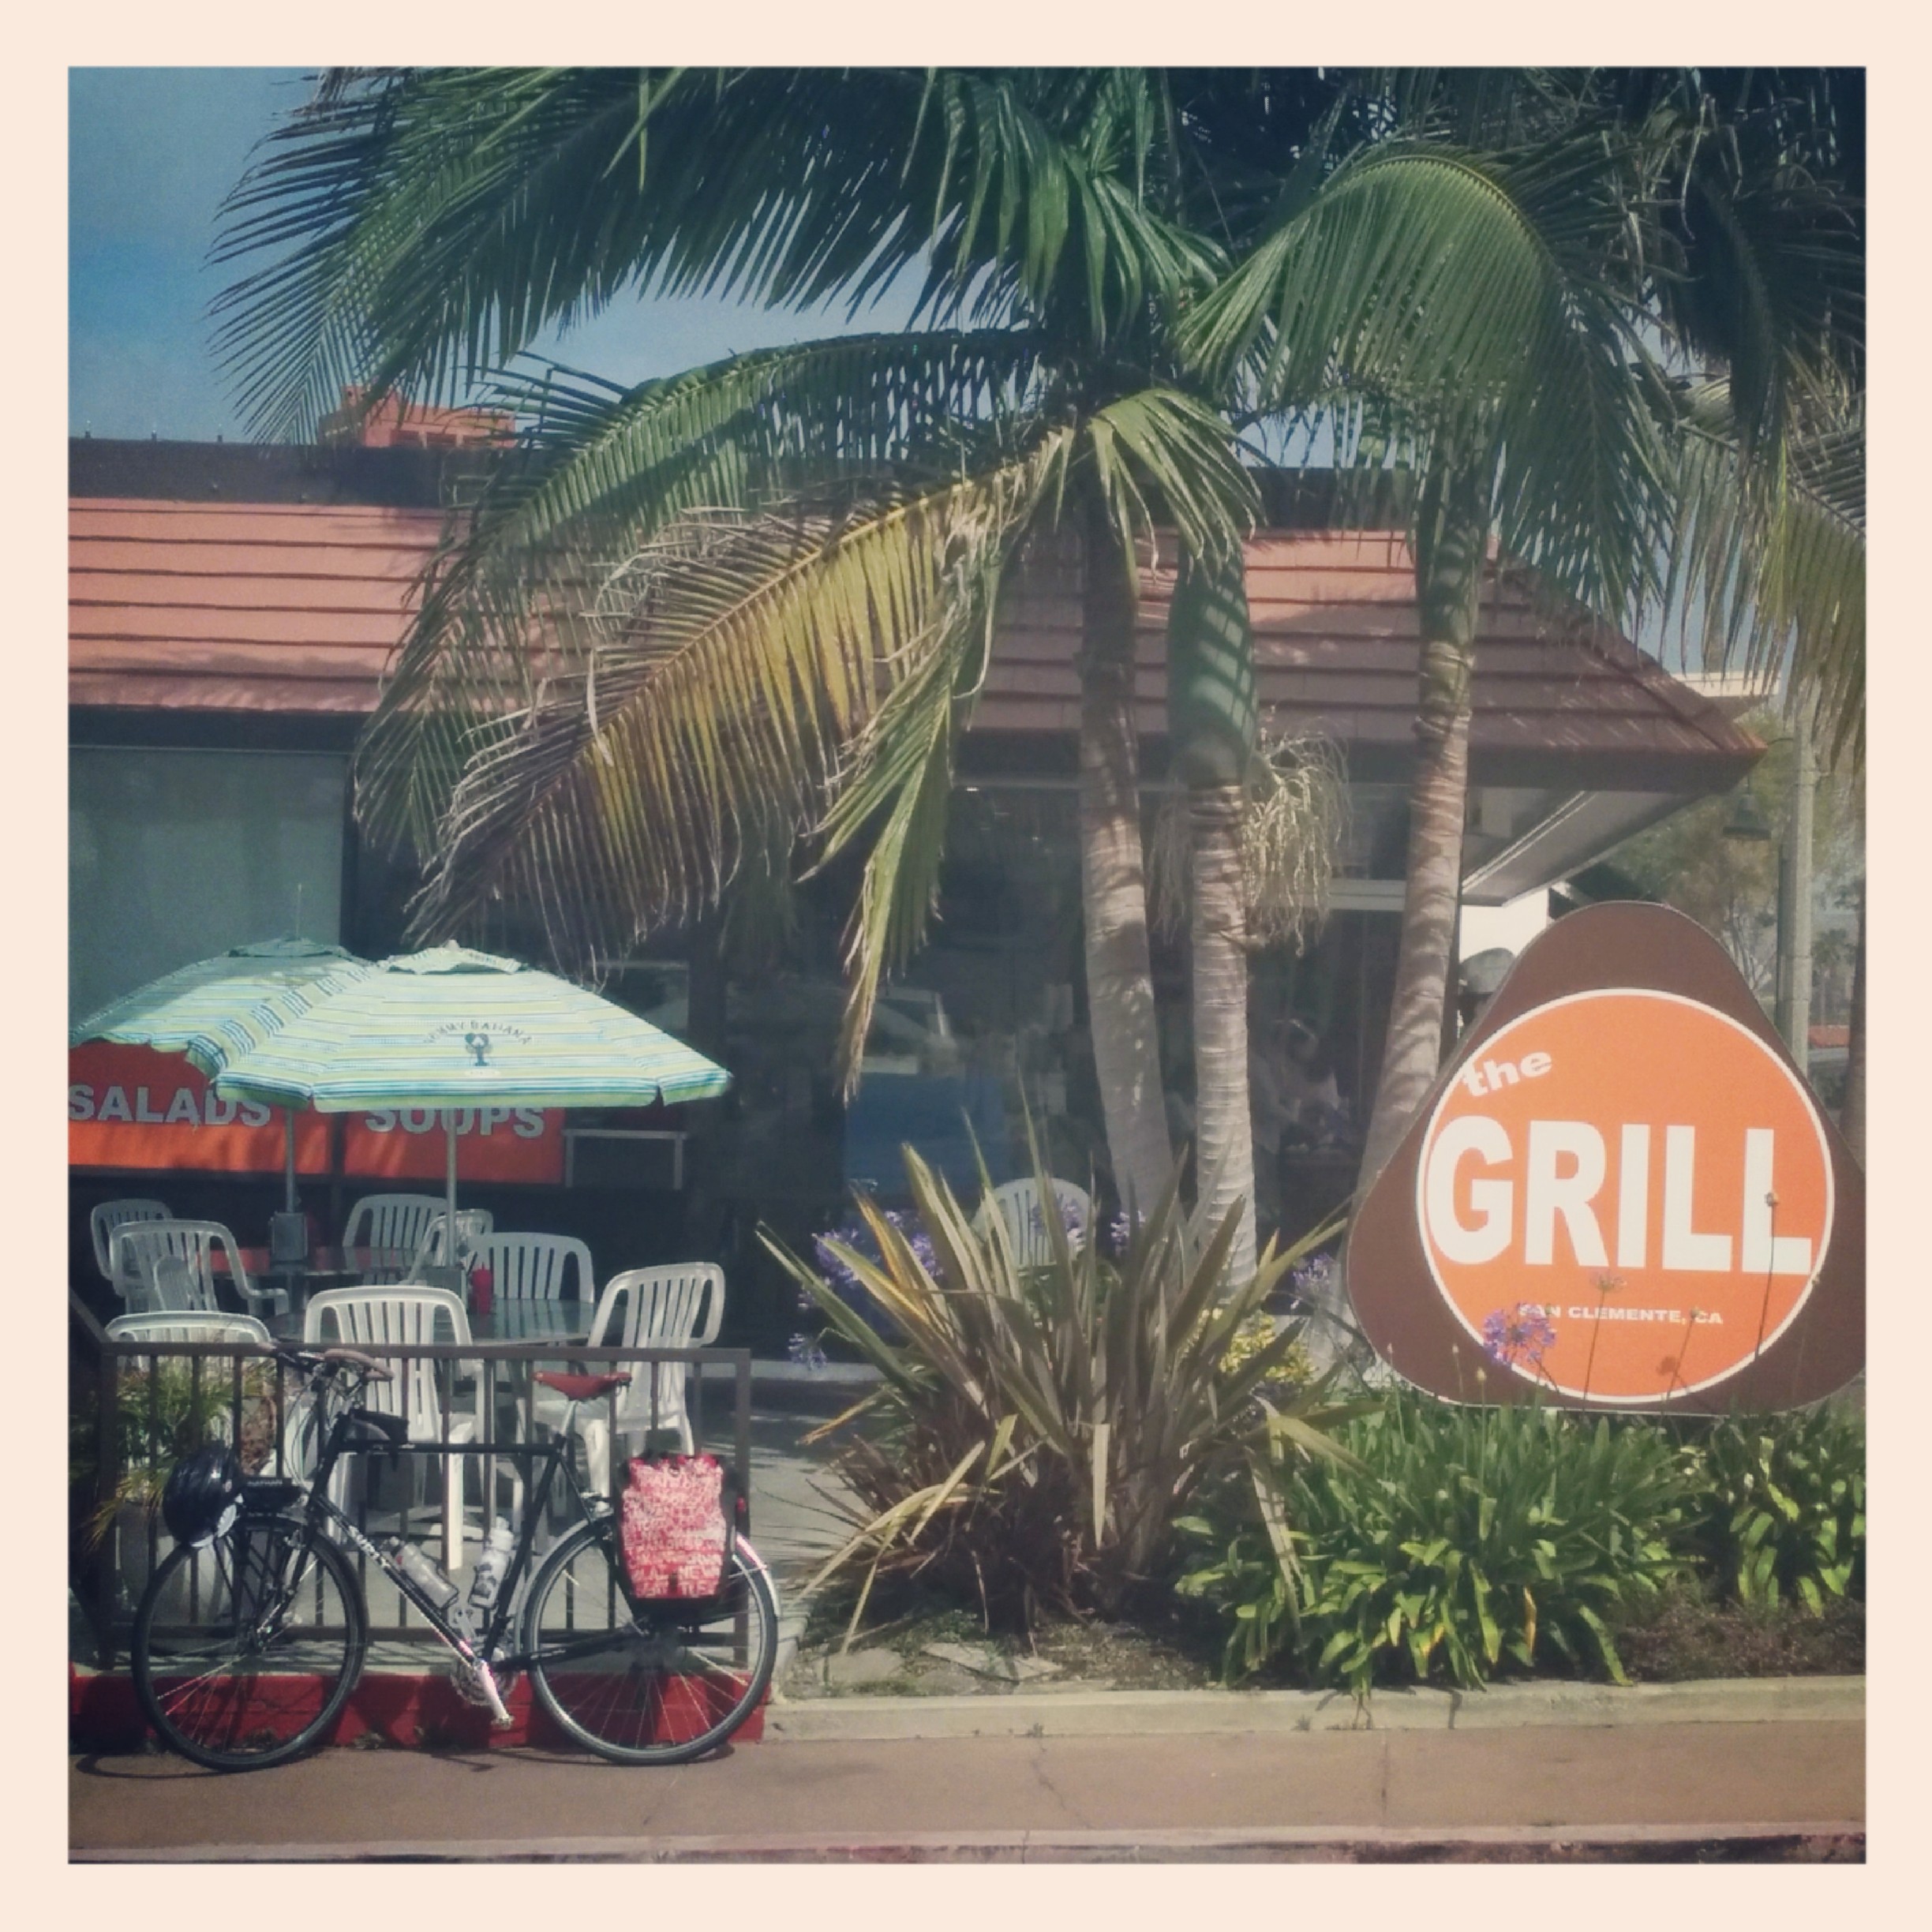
(75, 1331), (753, 1666)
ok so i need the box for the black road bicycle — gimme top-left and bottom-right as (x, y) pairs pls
(130, 1345), (779, 1771)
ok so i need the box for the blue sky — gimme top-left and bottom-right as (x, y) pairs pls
(69, 67), (919, 442)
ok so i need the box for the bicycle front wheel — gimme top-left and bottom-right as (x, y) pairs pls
(522, 1520), (777, 1765)
(133, 1515), (367, 1771)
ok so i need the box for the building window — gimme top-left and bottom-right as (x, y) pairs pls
(69, 747), (347, 1019)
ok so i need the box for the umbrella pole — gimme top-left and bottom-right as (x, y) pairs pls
(269, 1107), (309, 1279)
(442, 1111), (463, 1568)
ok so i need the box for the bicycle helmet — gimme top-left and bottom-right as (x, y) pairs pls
(161, 1443), (245, 1548)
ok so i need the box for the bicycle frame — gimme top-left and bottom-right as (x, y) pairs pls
(272, 1370), (758, 1694)
(290, 1385), (586, 1657)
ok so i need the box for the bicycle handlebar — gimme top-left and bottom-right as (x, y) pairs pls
(272, 1343), (394, 1383)
(323, 1346), (394, 1380)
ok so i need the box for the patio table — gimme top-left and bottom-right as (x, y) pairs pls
(261, 1297), (596, 1444)
(238, 1243), (412, 1288)
(261, 1297), (593, 1347)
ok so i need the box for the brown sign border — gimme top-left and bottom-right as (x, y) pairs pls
(1346, 902), (1864, 1411)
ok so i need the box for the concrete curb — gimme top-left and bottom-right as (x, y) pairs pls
(73, 1822), (1866, 1863)
(71, 1657), (1862, 1755)
(764, 1674), (1864, 1742)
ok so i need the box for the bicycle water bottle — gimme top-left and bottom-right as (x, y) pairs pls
(388, 1537), (461, 1616)
(467, 1519), (515, 1619)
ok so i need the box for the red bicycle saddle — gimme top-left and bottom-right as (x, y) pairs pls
(533, 1370), (633, 1401)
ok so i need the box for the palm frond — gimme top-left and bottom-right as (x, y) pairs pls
(213, 67), (1224, 440)
(903, 70), (1228, 339)
(471, 331), (1054, 556)
(385, 436), (1074, 1032)
(809, 440), (1070, 1088)
(215, 69), (650, 439)
(815, 624), (979, 1095)
(1085, 385), (1259, 568)
(350, 330), (1054, 860)
(1634, 84), (1864, 459)
(1658, 380), (1864, 765)
(1180, 133), (1675, 623)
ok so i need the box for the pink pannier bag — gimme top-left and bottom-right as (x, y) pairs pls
(620, 1454), (736, 1599)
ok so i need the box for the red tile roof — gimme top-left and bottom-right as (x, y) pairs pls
(70, 498), (444, 713)
(987, 530), (1758, 783)
(69, 496), (1759, 786)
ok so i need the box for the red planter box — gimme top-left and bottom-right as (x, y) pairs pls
(69, 1668), (765, 1755)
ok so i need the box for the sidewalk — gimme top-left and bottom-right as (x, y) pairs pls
(70, 1679), (1863, 1862)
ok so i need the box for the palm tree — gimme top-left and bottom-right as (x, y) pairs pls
(1162, 548), (1262, 1276)
(1181, 69), (1863, 1196)
(213, 68), (1280, 1219)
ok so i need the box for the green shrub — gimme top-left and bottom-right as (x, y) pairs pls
(764, 1142), (1356, 1636)
(70, 1355), (284, 1551)
(1676, 1406), (1864, 1615)
(1221, 1311), (1316, 1396)
(1178, 1393), (1696, 1691)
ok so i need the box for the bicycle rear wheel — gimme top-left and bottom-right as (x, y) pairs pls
(132, 1515), (367, 1771)
(522, 1520), (777, 1765)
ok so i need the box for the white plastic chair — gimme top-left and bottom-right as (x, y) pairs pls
(340, 1194), (449, 1281)
(105, 1311), (272, 1347)
(146, 1252), (212, 1314)
(470, 1232), (594, 1305)
(90, 1198), (172, 1299)
(110, 1219), (287, 1320)
(534, 1264), (725, 1490)
(973, 1178), (1093, 1266)
(303, 1286), (503, 1568)
(406, 1208), (496, 1274)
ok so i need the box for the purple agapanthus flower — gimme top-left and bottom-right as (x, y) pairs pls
(1273, 1250), (1336, 1318)
(1287, 1252), (1335, 1296)
(804, 1206), (938, 1340)
(785, 1332), (828, 1372)
(1480, 1303), (1559, 1373)
(1024, 1196), (1089, 1247)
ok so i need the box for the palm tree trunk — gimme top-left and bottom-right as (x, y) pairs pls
(1188, 784), (1257, 1278)
(1078, 498), (1174, 1222)
(1840, 887), (1865, 1163)
(1167, 548), (1262, 1282)
(1357, 460), (1490, 1192)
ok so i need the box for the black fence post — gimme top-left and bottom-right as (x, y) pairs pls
(735, 1354), (751, 1536)
(92, 1345), (118, 1672)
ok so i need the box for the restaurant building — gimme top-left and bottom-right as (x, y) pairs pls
(69, 431), (1762, 1343)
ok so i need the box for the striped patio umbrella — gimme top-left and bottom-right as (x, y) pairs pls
(208, 943), (732, 1230)
(70, 938), (373, 1212)
(69, 937), (369, 1073)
